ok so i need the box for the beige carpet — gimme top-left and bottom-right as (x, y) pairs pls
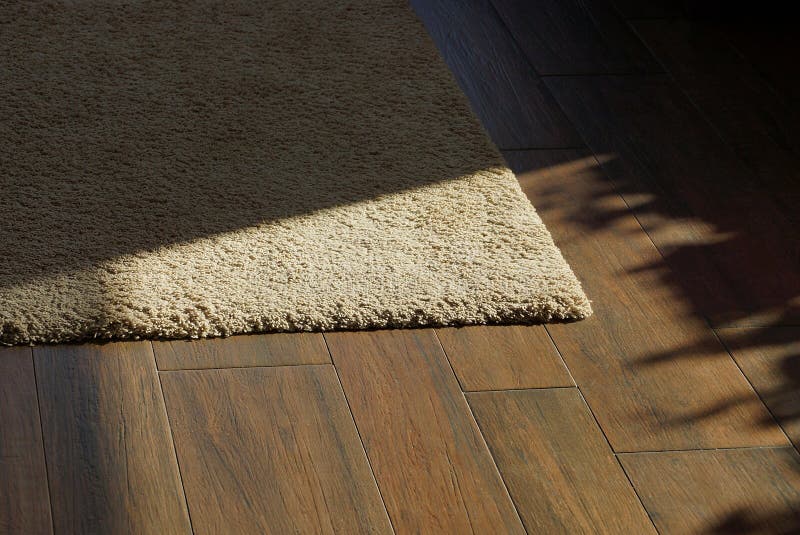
(0, 0), (590, 345)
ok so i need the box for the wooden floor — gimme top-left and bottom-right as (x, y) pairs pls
(2, 2), (800, 533)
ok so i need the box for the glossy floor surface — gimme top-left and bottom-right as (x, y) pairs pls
(2, 1), (799, 533)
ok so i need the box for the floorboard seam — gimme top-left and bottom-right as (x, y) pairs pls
(484, 0), (541, 79)
(622, 10), (800, 326)
(540, 326), (660, 533)
(710, 328), (795, 449)
(432, 329), (530, 535)
(578, 150), (787, 437)
(321, 334), (397, 535)
(724, 36), (797, 109)
(157, 361), (333, 373)
(465, 385), (578, 394)
(616, 444), (797, 455)
(30, 347), (57, 535)
(575, 387), (661, 533)
(513, 127), (781, 455)
(148, 341), (197, 535)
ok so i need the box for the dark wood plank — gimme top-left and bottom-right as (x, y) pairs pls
(717, 327), (800, 449)
(610, 0), (684, 19)
(33, 342), (191, 534)
(620, 448), (800, 534)
(468, 389), (656, 533)
(724, 23), (800, 111)
(409, 0), (582, 149)
(0, 348), (52, 535)
(505, 149), (788, 451)
(160, 365), (391, 535)
(436, 325), (573, 391)
(545, 75), (800, 327)
(153, 332), (329, 370)
(633, 19), (800, 218)
(326, 330), (525, 534)
(490, 0), (660, 75)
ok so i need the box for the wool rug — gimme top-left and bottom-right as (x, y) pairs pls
(0, 0), (590, 345)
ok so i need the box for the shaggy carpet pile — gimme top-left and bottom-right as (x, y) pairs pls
(0, 0), (590, 345)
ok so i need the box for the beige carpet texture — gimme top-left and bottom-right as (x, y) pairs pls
(0, 0), (590, 345)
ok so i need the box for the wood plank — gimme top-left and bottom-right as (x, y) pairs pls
(326, 330), (525, 534)
(409, 0), (582, 149)
(33, 342), (191, 535)
(160, 365), (391, 535)
(545, 75), (800, 327)
(490, 0), (660, 75)
(610, 0), (684, 19)
(505, 149), (788, 451)
(717, 327), (800, 449)
(724, 22), (800, 111)
(153, 332), (329, 370)
(0, 348), (52, 535)
(468, 389), (655, 533)
(436, 325), (573, 391)
(633, 19), (800, 219)
(620, 448), (800, 534)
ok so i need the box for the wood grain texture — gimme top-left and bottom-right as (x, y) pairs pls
(717, 327), (800, 449)
(409, 0), (582, 149)
(610, 0), (684, 18)
(436, 325), (573, 391)
(723, 23), (800, 111)
(326, 330), (525, 534)
(468, 389), (656, 534)
(160, 365), (391, 535)
(0, 348), (52, 535)
(33, 342), (191, 535)
(505, 149), (787, 451)
(153, 332), (329, 370)
(633, 19), (800, 219)
(545, 75), (800, 327)
(490, 0), (660, 75)
(620, 448), (800, 534)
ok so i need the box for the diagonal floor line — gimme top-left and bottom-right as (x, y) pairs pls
(540, 325), (661, 533)
(148, 340), (197, 535)
(321, 333), (397, 535)
(432, 329), (530, 535)
(30, 346), (57, 535)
